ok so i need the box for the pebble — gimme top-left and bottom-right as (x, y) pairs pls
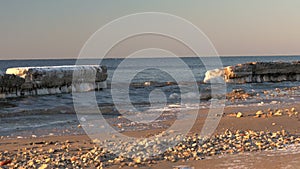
(133, 157), (142, 164)
(236, 112), (243, 118)
(1, 129), (300, 168)
(38, 164), (48, 169)
(45, 158), (51, 163)
(71, 156), (77, 161)
(48, 148), (55, 153)
(274, 110), (283, 116)
(255, 110), (264, 118)
(0, 160), (12, 166)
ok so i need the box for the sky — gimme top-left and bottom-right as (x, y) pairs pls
(0, 0), (300, 60)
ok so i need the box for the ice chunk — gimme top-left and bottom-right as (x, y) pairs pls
(203, 69), (225, 84)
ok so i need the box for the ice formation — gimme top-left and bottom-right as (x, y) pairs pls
(203, 68), (225, 84)
(0, 65), (107, 98)
(204, 61), (300, 83)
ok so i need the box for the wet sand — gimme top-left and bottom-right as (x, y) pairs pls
(1, 102), (300, 168)
(108, 147), (300, 169)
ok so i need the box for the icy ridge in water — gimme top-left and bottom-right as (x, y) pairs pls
(0, 65), (107, 98)
(204, 61), (300, 83)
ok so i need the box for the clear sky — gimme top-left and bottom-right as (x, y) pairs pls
(1, 0), (300, 60)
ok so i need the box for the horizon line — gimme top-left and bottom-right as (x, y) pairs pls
(0, 54), (299, 61)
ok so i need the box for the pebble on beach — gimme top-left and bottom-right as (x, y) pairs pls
(227, 106), (300, 119)
(274, 110), (283, 116)
(255, 110), (264, 118)
(1, 129), (299, 168)
(236, 112), (243, 118)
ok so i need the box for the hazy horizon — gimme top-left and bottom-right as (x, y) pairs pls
(0, 54), (299, 61)
(1, 1), (300, 60)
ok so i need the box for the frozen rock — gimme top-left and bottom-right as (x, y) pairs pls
(0, 74), (25, 88)
(6, 65), (107, 88)
(0, 74), (25, 98)
(0, 65), (107, 98)
(204, 61), (300, 83)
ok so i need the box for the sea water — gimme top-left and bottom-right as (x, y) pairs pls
(1, 56), (300, 137)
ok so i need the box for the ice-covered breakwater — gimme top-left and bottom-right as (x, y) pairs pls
(0, 65), (107, 98)
(204, 61), (300, 83)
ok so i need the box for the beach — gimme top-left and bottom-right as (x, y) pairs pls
(1, 58), (300, 168)
(1, 100), (300, 168)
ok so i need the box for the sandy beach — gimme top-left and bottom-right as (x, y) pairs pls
(1, 101), (300, 169)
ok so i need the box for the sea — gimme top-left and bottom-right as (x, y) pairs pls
(1, 56), (300, 138)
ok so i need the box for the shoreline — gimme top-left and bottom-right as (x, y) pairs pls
(1, 101), (300, 168)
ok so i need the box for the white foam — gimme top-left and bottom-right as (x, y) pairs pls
(169, 93), (180, 99)
(181, 92), (199, 99)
